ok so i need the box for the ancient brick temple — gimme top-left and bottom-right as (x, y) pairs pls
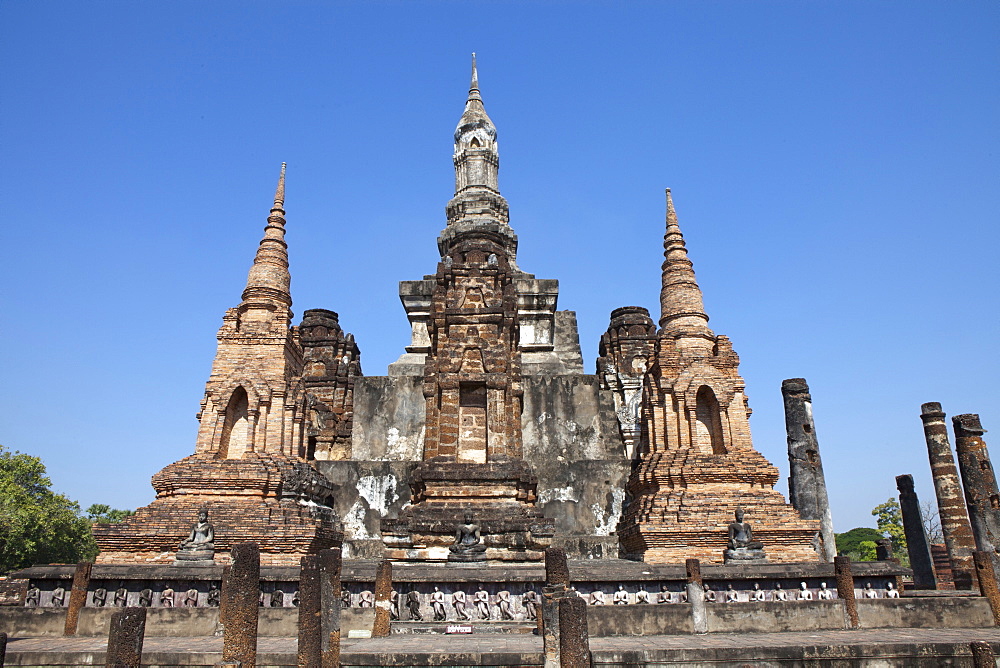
(96, 57), (825, 567)
(617, 191), (821, 563)
(94, 166), (350, 566)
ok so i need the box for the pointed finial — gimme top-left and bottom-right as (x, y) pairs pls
(467, 53), (482, 102)
(665, 188), (678, 230)
(273, 162), (286, 210)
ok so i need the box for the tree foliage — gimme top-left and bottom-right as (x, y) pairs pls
(86, 504), (134, 524)
(0, 445), (98, 574)
(835, 527), (884, 559)
(872, 497), (907, 551)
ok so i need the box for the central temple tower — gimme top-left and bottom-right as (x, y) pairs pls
(381, 56), (555, 561)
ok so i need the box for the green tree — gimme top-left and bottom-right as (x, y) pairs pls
(872, 497), (907, 552)
(835, 527), (884, 558)
(86, 504), (133, 524)
(0, 445), (98, 574)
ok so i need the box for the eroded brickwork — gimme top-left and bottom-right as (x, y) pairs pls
(598, 306), (657, 460)
(618, 190), (820, 564)
(300, 309), (362, 461)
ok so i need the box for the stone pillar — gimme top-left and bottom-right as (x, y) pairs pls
(297, 554), (322, 667)
(372, 560), (392, 638)
(557, 596), (590, 668)
(105, 607), (146, 667)
(834, 556), (859, 629)
(542, 548), (572, 668)
(974, 551), (1000, 626)
(970, 640), (996, 667)
(317, 547), (342, 668)
(955, 414), (1000, 574)
(64, 561), (93, 635)
(782, 378), (836, 561)
(1, 631), (7, 667)
(685, 558), (707, 634)
(921, 403), (977, 589)
(895, 474), (937, 589)
(221, 542), (260, 668)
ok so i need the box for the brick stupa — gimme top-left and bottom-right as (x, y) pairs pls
(94, 165), (348, 566)
(380, 56), (555, 560)
(618, 190), (821, 563)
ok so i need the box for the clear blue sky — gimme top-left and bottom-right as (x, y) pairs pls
(1, 1), (997, 534)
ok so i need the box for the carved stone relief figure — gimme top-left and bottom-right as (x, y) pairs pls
(473, 588), (490, 619)
(431, 587), (447, 621)
(184, 589), (199, 607)
(92, 587), (108, 607)
(160, 588), (175, 607)
(522, 590), (538, 619)
(750, 583), (766, 601)
(817, 582), (834, 600)
(114, 587), (128, 607)
(497, 590), (514, 620)
(406, 590), (422, 621)
(138, 589), (153, 607)
(50, 586), (66, 607)
(452, 590), (470, 620)
(359, 590), (375, 608)
(796, 582), (813, 601)
(613, 584), (629, 605)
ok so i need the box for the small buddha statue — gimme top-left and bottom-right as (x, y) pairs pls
(727, 508), (764, 550)
(176, 509), (215, 562)
(723, 508), (767, 563)
(448, 511), (487, 562)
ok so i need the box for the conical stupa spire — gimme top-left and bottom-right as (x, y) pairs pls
(469, 52), (481, 101)
(658, 188), (712, 339)
(241, 163), (292, 310)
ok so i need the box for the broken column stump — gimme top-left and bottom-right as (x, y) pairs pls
(221, 542), (260, 668)
(372, 559), (392, 638)
(974, 551), (1000, 626)
(297, 554), (322, 667)
(542, 547), (573, 668)
(105, 607), (146, 667)
(685, 558), (707, 634)
(970, 640), (996, 667)
(64, 561), (93, 635)
(557, 595), (591, 668)
(955, 414), (1000, 575)
(782, 378), (837, 561)
(922, 402), (977, 589)
(318, 547), (342, 668)
(834, 556), (859, 629)
(896, 474), (937, 589)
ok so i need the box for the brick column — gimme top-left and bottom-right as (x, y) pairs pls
(297, 554), (322, 667)
(318, 547), (342, 668)
(64, 561), (93, 635)
(974, 551), (1000, 626)
(970, 640), (996, 667)
(557, 596), (590, 668)
(895, 474), (937, 589)
(542, 548), (572, 668)
(921, 402), (977, 589)
(105, 607), (146, 667)
(221, 542), (260, 668)
(955, 414), (1000, 574)
(834, 556), (859, 629)
(372, 560), (393, 637)
(685, 558), (707, 634)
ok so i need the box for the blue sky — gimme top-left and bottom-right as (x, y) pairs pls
(1, 1), (997, 534)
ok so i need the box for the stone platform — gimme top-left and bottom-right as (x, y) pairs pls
(5, 629), (1000, 667)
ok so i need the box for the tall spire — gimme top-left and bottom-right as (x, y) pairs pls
(469, 52), (481, 101)
(241, 163), (292, 311)
(658, 188), (712, 340)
